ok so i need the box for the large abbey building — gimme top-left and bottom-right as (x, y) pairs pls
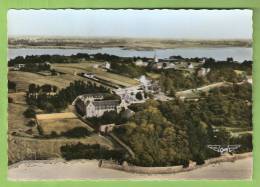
(73, 93), (127, 118)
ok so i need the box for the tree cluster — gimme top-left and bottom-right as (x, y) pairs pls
(20, 63), (51, 73)
(26, 80), (110, 113)
(60, 143), (125, 161)
(115, 83), (252, 166)
(88, 110), (129, 128)
(115, 100), (191, 167)
(159, 62), (250, 95)
(109, 61), (146, 78)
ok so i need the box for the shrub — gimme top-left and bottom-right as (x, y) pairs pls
(8, 97), (14, 103)
(27, 120), (36, 127)
(60, 143), (125, 161)
(45, 103), (55, 113)
(181, 160), (190, 168)
(194, 154), (205, 165)
(62, 127), (90, 138)
(50, 131), (58, 137)
(230, 134), (252, 153)
(37, 125), (43, 136)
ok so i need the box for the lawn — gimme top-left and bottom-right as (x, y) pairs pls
(38, 118), (88, 136)
(52, 62), (139, 87)
(8, 69), (86, 91)
(8, 134), (116, 164)
(8, 103), (30, 133)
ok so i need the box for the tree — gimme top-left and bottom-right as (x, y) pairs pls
(41, 84), (52, 94)
(227, 57), (233, 62)
(102, 111), (118, 124)
(8, 81), (16, 92)
(169, 88), (176, 97)
(52, 85), (58, 93)
(28, 84), (37, 95)
(45, 103), (55, 113)
(62, 127), (90, 138)
(23, 107), (36, 118)
(163, 62), (167, 68)
(136, 92), (143, 100)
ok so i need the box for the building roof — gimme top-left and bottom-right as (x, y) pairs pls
(92, 100), (120, 107)
(80, 93), (106, 99)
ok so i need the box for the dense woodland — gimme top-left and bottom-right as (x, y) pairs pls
(8, 53), (124, 66)
(159, 65), (249, 95)
(114, 83), (252, 166)
(203, 60), (252, 75)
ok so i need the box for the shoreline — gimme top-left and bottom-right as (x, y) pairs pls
(8, 45), (252, 50)
(8, 153), (252, 180)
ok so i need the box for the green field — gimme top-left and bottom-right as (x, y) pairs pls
(8, 69), (86, 91)
(52, 62), (139, 87)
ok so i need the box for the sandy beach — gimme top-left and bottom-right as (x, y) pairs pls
(8, 157), (252, 180)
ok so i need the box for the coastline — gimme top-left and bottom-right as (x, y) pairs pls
(8, 153), (252, 180)
(97, 152), (253, 175)
(8, 45), (252, 50)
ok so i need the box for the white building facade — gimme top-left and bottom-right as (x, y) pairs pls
(73, 93), (127, 118)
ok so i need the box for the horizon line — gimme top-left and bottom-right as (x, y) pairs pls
(8, 35), (252, 41)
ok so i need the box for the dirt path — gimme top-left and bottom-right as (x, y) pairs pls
(176, 81), (230, 97)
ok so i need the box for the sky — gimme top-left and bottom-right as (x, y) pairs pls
(8, 9), (252, 39)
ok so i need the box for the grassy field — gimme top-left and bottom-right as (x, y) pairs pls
(8, 92), (32, 133)
(8, 93), (117, 164)
(8, 69), (86, 91)
(8, 92), (27, 104)
(8, 134), (116, 164)
(9, 61), (139, 91)
(52, 62), (139, 87)
(8, 86), (118, 164)
(8, 103), (30, 133)
(36, 112), (77, 120)
(38, 118), (88, 136)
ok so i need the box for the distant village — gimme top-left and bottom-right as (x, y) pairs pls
(12, 53), (244, 124)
